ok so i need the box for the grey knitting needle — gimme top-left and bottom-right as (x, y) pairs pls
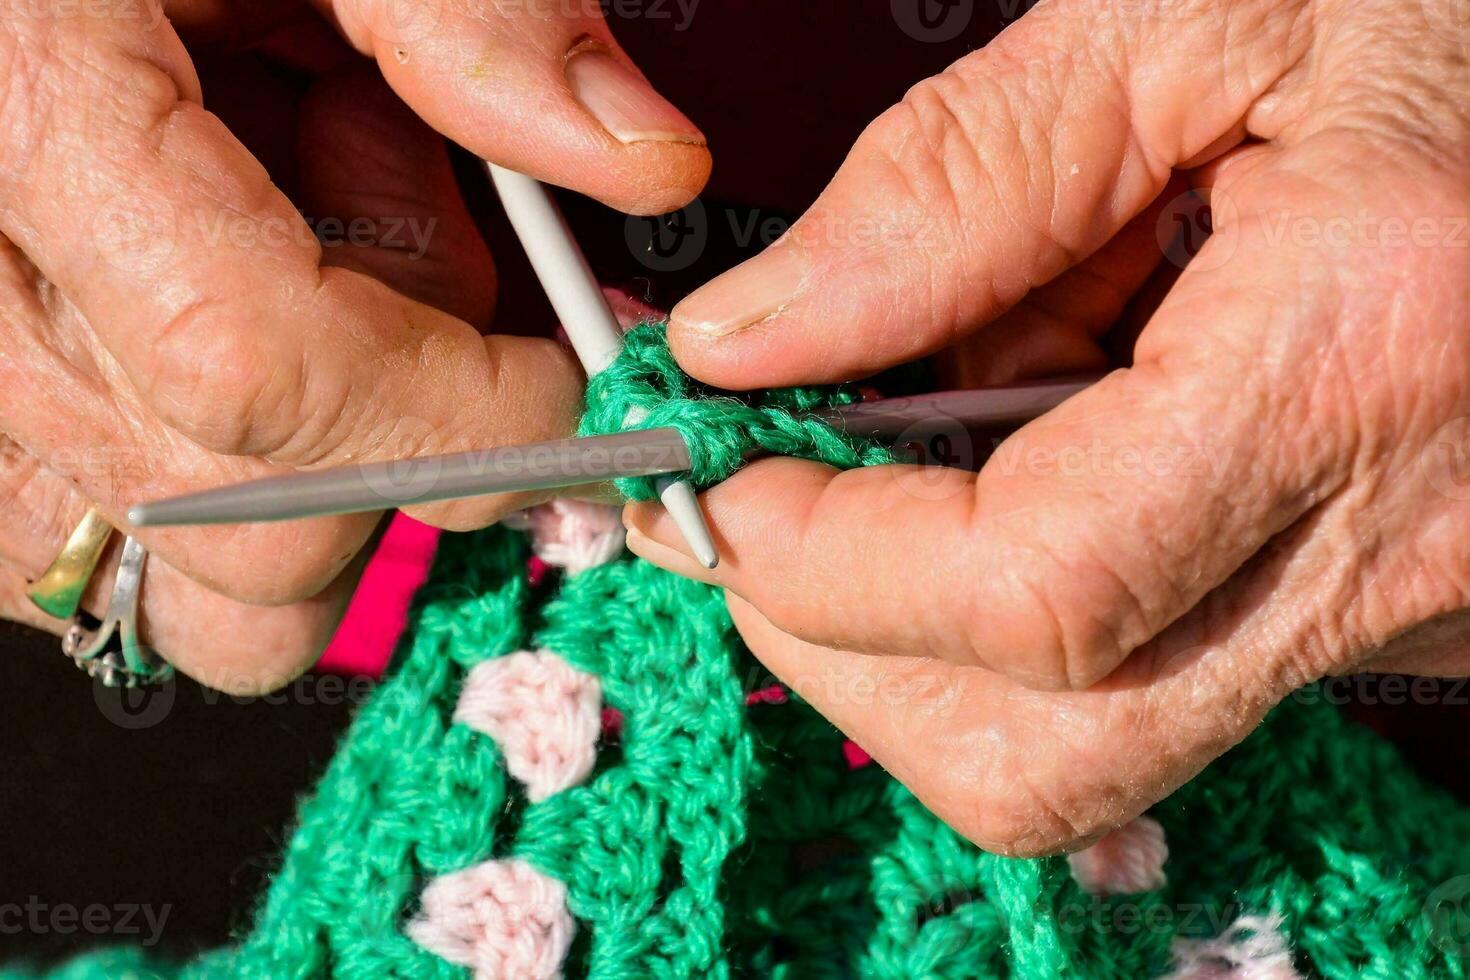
(129, 429), (694, 527)
(128, 377), (1098, 527)
(813, 375), (1099, 439)
(486, 163), (720, 568)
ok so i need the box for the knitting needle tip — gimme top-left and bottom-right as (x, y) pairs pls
(656, 476), (719, 569)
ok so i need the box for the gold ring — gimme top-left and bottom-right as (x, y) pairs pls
(27, 507), (115, 620)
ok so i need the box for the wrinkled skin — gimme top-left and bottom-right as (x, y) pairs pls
(0, 0), (707, 690)
(627, 0), (1470, 855)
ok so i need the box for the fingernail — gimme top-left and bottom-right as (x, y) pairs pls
(567, 49), (704, 146)
(671, 243), (808, 338)
(626, 525), (712, 581)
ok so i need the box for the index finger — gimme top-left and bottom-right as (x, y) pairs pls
(665, 0), (1304, 386)
(319, 0), (710, 214)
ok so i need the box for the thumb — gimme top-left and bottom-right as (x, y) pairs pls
(318, 0), (710, 214)
(665, 0), (1302, 386)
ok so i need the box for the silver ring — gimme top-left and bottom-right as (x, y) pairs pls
(61, 536), (172, 688)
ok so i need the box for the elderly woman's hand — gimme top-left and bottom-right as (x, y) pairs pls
(0, 0), (708, 690)
(627, 0), (1469, 854)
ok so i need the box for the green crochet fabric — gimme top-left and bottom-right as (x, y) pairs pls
(578, 321), (892, 499)
(8, 326), (1470, 978)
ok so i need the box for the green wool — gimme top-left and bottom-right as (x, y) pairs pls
(578, 321), (892, 499)
(8, 329), (1470, 978)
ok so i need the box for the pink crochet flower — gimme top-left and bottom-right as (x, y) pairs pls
(455, 651), (602, 802)
(1161, 914), (1302, 979)
(1067, 815), (1168, 896)
(504, 500), (625, 576)
(407, 858), (574, 980)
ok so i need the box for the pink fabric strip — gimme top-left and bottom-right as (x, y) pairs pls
(315, 513), (440, 677)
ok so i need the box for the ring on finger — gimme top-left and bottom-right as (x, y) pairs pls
(62, 536), (172, 688)
(26, 507), (113, 620)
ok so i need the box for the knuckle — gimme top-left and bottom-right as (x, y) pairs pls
(143, 297), (299, 455)
(857, 68), (996, 258)
(0, 11), (186, 192)
(965, 537), (1144, 691)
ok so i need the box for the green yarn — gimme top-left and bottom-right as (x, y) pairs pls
(578, 321), (892, 499)
(10, 530), (1470, 978)
(8, 328), (1470, 978)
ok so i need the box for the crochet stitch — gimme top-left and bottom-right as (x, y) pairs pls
(8, 326), (1470, 978)
(578, 321), (892, 499)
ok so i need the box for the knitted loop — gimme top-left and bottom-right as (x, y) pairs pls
(579, 321), (892, 500)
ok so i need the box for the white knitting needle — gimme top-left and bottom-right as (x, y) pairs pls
(486, 163), (720, 569)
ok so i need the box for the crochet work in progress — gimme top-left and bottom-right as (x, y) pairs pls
(9, 325), (1470, 979)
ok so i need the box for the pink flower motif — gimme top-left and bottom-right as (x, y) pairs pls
(1160, 914), (1302, 979)
(408, 858), (574, 980)
(1067, 815), (1168, 896)
(456, 651), (602, 802)
(504, 500), (625, 575)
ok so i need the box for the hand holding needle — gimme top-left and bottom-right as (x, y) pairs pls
(485, 164), (721, 568)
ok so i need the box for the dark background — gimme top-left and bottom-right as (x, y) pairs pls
(4, 0), (1468, 969)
